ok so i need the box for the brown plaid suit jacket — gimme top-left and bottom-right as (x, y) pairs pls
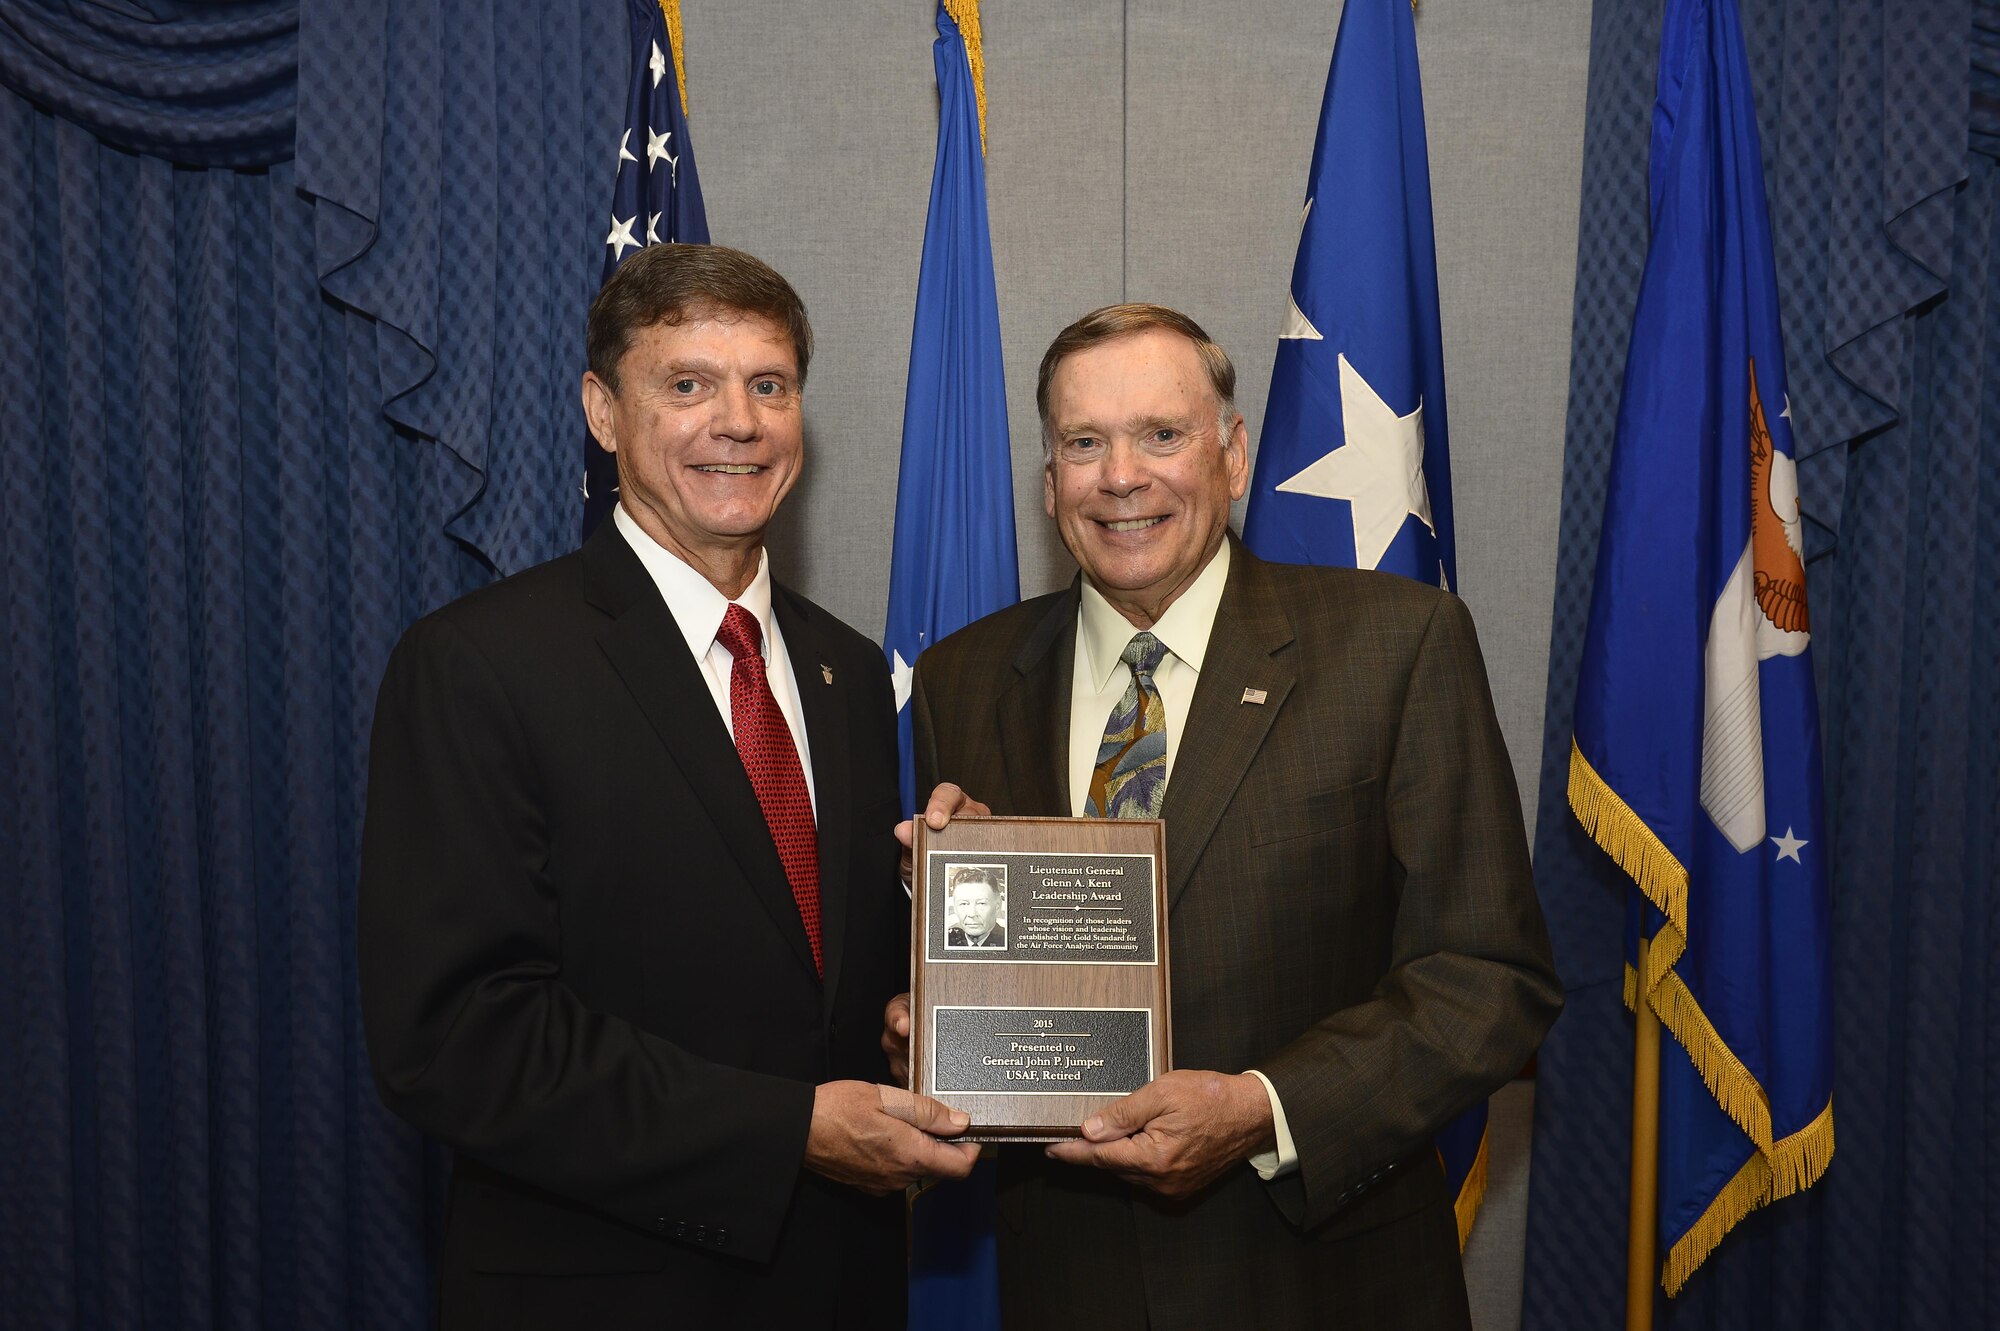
(911, 541), (1562, 1330)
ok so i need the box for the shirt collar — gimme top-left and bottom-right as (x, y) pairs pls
(1077, 537), (1231, 689)
(614, 503), (776, 661)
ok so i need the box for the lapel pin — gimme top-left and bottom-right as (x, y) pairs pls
(821, 664), (834, 685)
(1241, 688), (1268, 706)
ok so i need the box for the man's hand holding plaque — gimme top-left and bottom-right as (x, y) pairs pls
(895, 782), (991, 890)
(1043, 1069), (1277, 1198)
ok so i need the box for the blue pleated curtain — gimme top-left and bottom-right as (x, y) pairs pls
(0, 1), (624, 1324)
(1524, 1), (1999, 1326)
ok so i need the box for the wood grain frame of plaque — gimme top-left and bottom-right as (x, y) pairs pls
(910, 815), (1171, 1142)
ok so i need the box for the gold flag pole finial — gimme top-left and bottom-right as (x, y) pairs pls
(659, 0), (689, 117)
(942, 0), (989, 154)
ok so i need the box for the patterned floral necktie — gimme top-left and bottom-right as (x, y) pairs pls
(1084, 631), (1170, 819)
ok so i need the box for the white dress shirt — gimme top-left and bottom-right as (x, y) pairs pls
(614, 505), (815, 813)
(1065, 539), (1299, 1179)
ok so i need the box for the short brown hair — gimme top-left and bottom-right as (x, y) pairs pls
(587, 244), (814, 391)
(1035, 303), (1237, 440)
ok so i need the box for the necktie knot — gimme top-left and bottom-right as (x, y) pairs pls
(1121, 631), (1169, 680)
(717, 604), (762, 662)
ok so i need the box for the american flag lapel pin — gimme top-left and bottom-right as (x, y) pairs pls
(1241, 688), (1268, 705)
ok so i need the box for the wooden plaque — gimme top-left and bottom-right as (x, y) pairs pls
(910, 816), (1171, 1142)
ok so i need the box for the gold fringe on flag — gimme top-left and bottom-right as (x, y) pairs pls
(1659, 1100), (1835, 1295)
(1450, 1126), (1490, 1252)
(1569, 740), (1689, 985)
(1648, 966), (1774, 1151)
(1579, 739), (1835, 1293)
(942, 0), (989, 153)
(659, 0), (689, 117)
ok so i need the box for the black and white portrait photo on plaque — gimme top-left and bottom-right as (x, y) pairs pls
(943, 864), (1007, 949)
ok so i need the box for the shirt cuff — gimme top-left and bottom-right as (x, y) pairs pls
(1243, 1069), (1299, 1180)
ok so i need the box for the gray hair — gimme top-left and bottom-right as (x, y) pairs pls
(1035, 303), (1240, 464)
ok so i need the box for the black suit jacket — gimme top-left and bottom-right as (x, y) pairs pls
(912, 544), (1562, 1331)
(359, 521), (909, 1329)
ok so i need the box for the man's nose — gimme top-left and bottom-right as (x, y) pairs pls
(1097, 437), (1150, 494)
(712, 383), (761, 440)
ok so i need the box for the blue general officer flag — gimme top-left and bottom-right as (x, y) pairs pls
(889, 8), (1013, 1331)
(583, 0), (710, 540)
(1569, 0), (1834, 1295)
(883, 1), (1018, 818)
(1243, 0), (1454, 590)
(1242, 0), (1488, 1246)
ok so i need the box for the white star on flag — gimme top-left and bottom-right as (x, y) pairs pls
(647, 128), (672, 170)
(1770, 826), (1808, 863)
(646, 212), (662, 244)
(649, 40), (667, 90)
(617, 129), (637, 165)
(1280, 201), (1323, 342)
(891, 651), (915, 712)
(605, 213), (641, 260)
(1281, 294), (1323, 342)
(1274, 353), (1434, 571)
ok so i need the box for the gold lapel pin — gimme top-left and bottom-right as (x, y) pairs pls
(1241, 688), (1268, 705)
(821, 664), (834, 685)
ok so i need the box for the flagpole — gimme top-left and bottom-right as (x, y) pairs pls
(1626, 933), (1660, 1331)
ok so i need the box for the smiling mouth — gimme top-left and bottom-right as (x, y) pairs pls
(694, 464), (762, 474)
(1101, 516), (1166, 533)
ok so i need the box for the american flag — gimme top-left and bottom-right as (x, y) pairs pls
(584, 0), (710, 539)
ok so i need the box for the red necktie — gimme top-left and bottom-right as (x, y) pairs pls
(716, 604), (822, 975)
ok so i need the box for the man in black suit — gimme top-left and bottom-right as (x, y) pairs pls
(359, 244), (978, 1329)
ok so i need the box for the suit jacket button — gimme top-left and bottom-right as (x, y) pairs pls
(673, 1221), (688, 1239)
(694, 1224), (708, 1244)
(653, 1217), (669, 1234)
(715, 1228), (728, 1247)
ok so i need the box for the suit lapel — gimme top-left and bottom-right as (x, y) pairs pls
(584, 526), (821, 981)
(773, 587), (851, 1008)
(1162, 546), (1297, 909)
(997, 585), (1081, 816)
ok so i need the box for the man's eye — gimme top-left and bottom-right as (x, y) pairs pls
(672, 379), (699, 394)
(1153, 429), (1178, 444)
(752, 379), (781, 396)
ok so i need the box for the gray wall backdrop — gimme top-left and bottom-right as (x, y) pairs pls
(689, 0), (1591, 843)
(683, 5), (1591, 1321)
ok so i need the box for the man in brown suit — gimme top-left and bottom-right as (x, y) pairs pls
(886, 304), (1562, 1329)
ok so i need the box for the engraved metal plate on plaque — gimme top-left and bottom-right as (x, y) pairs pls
(911, 817), (1171, 1141)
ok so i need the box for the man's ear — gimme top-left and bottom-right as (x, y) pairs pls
(581, 372), (618, 452)
(1225, 415), (1250, 501)
(1043, 462), (1057, 518)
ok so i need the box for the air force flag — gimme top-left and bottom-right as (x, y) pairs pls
(1242, 0), (1488, 1247)
(892, 11), (1015, 1328)
(883, 1), (1018, 818)
(1569, 0), (1834, 1294)
(1243, 0), (1454, 590)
